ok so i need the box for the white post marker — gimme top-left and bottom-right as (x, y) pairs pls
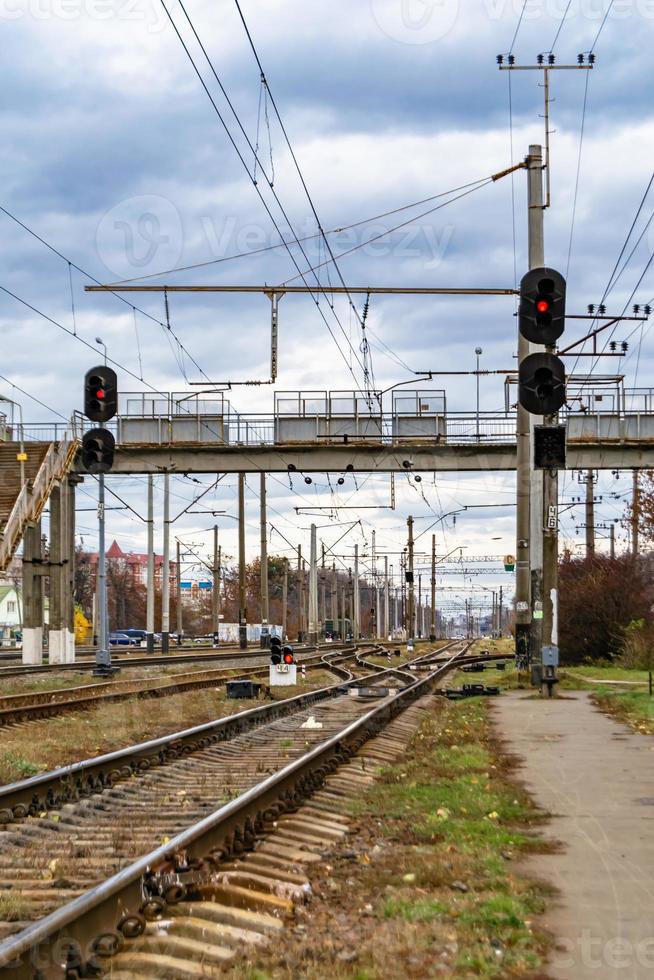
(269, 663), (298, 686)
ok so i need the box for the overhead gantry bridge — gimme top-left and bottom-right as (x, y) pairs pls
(57, 386), (654, 475)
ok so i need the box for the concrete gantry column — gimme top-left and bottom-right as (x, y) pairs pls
(66, 478), (77, 662)
(48, 483), (66, 664)
(22, 520), (44, 664)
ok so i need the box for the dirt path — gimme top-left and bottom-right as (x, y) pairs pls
(492, 691), (654, 980)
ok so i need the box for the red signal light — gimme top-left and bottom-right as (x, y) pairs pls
(283, 651), (294, 665)
(536, 299), (550, 314)
(96, 389), (105, 399)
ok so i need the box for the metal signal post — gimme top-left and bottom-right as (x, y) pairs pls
(82, 365), (119, 676)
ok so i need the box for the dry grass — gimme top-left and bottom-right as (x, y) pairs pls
(0, 670), (337, 785)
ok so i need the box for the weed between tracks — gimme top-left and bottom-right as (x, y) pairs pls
(228, 697), (553, 979)
(0, 672), (336, 785)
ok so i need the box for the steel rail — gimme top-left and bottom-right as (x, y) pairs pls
(0, 647), (359, 726)
(0, 645), (395, 822)
(0, 644), (471, 976)
(0, 641), (353, 679)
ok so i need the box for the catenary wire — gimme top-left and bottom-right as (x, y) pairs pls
(159, 0), (370, 395)
(106, 175), (494, 285)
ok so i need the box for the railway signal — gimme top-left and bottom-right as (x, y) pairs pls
(81, 428), (115, 474)
(518, 266), (567, 418)
(519, 267), (566, 345)
(269, 639), (297, 686)
(84, 365), (118, 423)
(270, 635), (282, 665)
(518, 352), (566, 416)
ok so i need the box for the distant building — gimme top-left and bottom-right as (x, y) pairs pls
(80, 540), (178, 593)
(0, 585), (21, 631)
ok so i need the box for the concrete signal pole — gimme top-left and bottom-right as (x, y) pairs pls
(259, 473), (269, 645)
(309, 523), (318, 644)
(146, 475), (155, 653)
(161, 472), (170, 654)
(528, 144), (545, 668)
(176, 539), (183, 644)
(282, 558), (288, 641)
(297, 546), (304, 641)
(407, 516), (415, 645)
(384, 555), (390, 640)
(353, 544), (360, 641)
(238, 473), (247, 650)
(632, 470), (640, 556)
(430, 534), (437, 641)
(211, 525), (220, 643)
(585, 470), (596, 558)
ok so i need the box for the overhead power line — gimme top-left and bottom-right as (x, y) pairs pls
(232, 0), (376, 395)
(0, 203), (212, 386)
(157, 0), (370, 396)
(108, 174), (492, 286)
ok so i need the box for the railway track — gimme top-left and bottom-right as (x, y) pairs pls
(0, 641), (487, 978)
(0, 647), (361, 728)
(0, 641), (354, 680)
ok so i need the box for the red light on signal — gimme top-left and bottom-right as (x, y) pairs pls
(96, 390), (105, 399)
(536, 299), (550, 314)
(283, 652), (294, 665)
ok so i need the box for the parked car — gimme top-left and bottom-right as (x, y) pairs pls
(109, 632), (137, 646)
(119, 629), (149, 645)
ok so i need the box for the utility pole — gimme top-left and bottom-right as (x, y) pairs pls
(211, 525), (220, 643)
(161, 472), (170, 655)
(146, 475), (155, 653)
(418, 573), (422, 637)
(528, 144), (545, 670)
(176, 539), (183, 644)
(93, 476), (116, 674)
(632, 470), (640, 556)
(499, 586), (504, 637)
(282, 558), (288, 640)
(238, 473), (247, 650)
(384, 556), (389, 640)
(610, 523), (616, 560)
(515, 145), (545, 670)
(331, 563), (337, 624)
(585, 470), (596, 558)
(430, 534), (437, 641)
(259, 473), (269, 645)
(340, 585), (346, 642)
(375, 577), (381, 640)
(353, 544), (360, 640)
(297, 545), (304, 642)
(309, 523), (318, 644)
(407, 516), (415, 644)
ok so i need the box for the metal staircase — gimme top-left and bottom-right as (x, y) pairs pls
(0, 423), (80, 571)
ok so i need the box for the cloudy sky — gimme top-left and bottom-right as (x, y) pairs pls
(0, 0), (651, 622)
